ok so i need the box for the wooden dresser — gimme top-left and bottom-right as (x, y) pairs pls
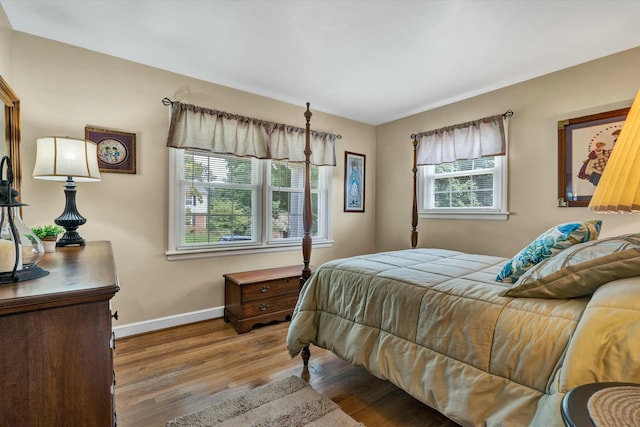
(0, 241), (119, 427)
(224, 265), (303, 333)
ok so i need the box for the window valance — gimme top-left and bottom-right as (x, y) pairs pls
(165, 101), (338, 166)
(413, 111), (512, 165)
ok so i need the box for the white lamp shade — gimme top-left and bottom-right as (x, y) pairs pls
(588, 90), (640, 212)
(33, 137), (102, 182)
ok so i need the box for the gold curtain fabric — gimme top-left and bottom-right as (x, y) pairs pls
(166, 101), (337, 166)
(415, 114), (507, 165)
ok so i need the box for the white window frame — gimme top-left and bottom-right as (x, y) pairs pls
(418, 155), (509, 220)
(167, 149), (333, 259)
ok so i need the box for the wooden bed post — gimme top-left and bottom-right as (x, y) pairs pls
(301, 102), (313, 284)
(411, 137), (419, 248)
(300, 102), (313, 367)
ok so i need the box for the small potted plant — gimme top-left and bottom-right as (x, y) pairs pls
(31, 225), (64, 253)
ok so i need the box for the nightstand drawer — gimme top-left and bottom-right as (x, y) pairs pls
(242, 277), (299, 300)
(241, 294), (300, 318)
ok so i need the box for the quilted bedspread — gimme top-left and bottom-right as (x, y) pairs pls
(286, 248), (640, 427)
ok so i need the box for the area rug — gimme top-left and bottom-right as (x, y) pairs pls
(164, 375), (365, 426)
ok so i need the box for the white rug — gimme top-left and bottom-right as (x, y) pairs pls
(164, 375), (365, 427)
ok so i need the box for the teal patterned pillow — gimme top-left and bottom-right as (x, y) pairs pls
(496, 220), (602, 283)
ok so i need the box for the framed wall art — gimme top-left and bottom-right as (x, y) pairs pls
(85, 126), (137, 174)
(557, 106), (629, 207)
(344, 151), (365, 212)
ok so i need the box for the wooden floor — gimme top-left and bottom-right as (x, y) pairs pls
(114, 319), (461, 427)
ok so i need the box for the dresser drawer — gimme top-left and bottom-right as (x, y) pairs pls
(242, 276), (299, 301)
(241, 294), (300, 318)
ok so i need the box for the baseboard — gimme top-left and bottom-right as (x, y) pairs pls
(113, 306), (224, 338)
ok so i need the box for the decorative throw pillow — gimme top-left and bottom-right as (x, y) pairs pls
(495, 219), (602, 283)
(502, 234), (640, 298)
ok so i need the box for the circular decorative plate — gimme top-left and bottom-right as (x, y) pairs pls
(97, 138), (128, 165)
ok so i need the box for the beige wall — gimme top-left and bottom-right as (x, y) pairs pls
(10, 32), (376, 326)
(5, 26), (640, 328)
(376, 47), (640, 257)
(0, 6), (12, 81)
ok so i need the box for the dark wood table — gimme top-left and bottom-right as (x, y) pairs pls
(562, 382), (640, 427)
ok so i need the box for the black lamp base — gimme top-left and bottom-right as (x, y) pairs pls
(54, 177), (88, 247)
(0, 264), (49, 284)
(56, 231), (86, 247)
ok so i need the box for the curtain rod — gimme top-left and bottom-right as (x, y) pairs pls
(162, 98), (342, 139)
(410, 109), (514, 140)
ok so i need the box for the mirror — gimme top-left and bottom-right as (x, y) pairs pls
(0, 74), (21, 195)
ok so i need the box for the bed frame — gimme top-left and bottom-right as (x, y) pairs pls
(298, 103), (420, 365)
(299, 104), (314, 365)
(293, 106), (639, 426)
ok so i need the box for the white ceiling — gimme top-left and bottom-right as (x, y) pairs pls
(2, 0), (640, 125)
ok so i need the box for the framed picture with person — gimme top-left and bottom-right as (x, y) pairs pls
(557, 107), (629, 207)
(85, 126), (137, 174)
(344, 151), (365, 212)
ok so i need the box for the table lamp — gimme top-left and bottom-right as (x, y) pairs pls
(32, 137), (101, 246)
(589, 90), (640, 213)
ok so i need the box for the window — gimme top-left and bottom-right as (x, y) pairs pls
(168, 149), (331, 257)
(419, 155), (508, 220)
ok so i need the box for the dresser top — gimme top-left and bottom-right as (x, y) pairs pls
(0, 241), (119, 315)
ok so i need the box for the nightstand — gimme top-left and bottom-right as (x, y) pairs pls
(223, 265), (304, 333)
(562, 382), (640, 427)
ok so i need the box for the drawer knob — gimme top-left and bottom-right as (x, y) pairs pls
(259, 303), (269, 311)
(112, 311), (119, 320)
(259, 285), (270, 293)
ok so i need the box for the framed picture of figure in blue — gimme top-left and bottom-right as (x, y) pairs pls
(85, 126), (137, 174)
(344, 151), (365, 213)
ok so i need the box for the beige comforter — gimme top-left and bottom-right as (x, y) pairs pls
(286, 248), (640, 426)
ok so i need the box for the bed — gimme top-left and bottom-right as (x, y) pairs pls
(286, 104), (640, 426)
